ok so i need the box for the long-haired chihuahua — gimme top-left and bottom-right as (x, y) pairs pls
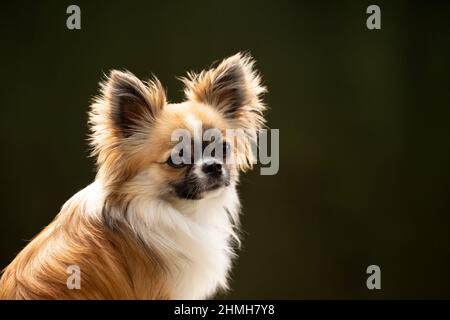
(0, 53), (267, 299)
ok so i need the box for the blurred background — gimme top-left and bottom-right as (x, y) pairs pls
(1, 0), (450, 299)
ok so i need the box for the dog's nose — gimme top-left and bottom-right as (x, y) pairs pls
(202, 160), (223, 177)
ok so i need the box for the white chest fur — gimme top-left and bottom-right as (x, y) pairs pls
(122, 186), (241, 299)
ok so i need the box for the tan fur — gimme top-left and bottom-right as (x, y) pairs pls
(0, 188), (169, 299)
(0, 53), (266, 300)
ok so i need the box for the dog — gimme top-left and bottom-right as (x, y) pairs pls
(0, 53), (267, 299)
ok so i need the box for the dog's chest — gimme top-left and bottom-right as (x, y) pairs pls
(169, 219), (233, 299)
(126, 188), (240, 299)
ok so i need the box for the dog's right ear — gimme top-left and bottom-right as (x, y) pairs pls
(91, 70), (166, 139)
(89, 71), (166, 181)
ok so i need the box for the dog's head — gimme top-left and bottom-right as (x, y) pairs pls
(89, 53), (266, 203)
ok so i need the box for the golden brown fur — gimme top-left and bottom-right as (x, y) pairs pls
(0, 185), (169, 299)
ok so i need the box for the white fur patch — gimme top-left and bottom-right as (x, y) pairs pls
(107, 183), (241, 299)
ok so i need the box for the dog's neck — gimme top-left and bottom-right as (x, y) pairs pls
(96, 181), (241, 299)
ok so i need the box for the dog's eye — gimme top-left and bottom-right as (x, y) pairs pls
(167, 149), (187, 168)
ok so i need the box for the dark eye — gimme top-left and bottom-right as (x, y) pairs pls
(222, 141), (231, 157)
(167, 148), (186, 168)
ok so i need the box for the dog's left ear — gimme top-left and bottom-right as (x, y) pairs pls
(182, 53), (267, 172)
(182, 53), (267, 130)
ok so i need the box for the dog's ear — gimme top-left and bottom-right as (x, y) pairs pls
(92, 70), (166, 138)
(182, 53), (267, 172)
(89, 71), (166, 184)
(181, 52), (266, 130)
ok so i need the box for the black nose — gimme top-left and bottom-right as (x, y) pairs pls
(202, 161), (223, 177)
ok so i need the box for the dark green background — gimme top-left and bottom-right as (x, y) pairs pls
(1, 0), (450, 299)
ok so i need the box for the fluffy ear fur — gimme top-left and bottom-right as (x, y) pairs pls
(181, 53), (267, 171)
(89, 70), (166, 188)
(181, 52), (266, 130)
(93, 70), (166, 138)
